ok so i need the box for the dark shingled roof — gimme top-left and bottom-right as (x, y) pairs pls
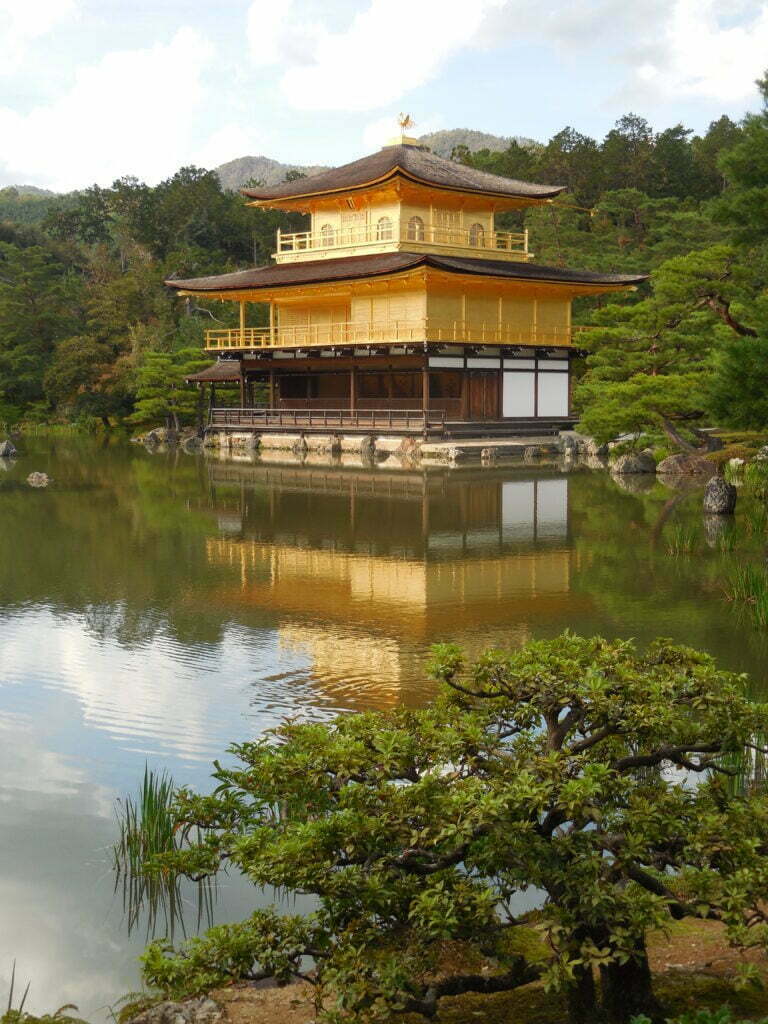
(166, 252), (647, 293)
(241, 144), (566, 202)
(185, 359), (242, 382)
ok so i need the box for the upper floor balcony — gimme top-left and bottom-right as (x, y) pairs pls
(204, 319), (587, 352)
(273, 220), (530, 264)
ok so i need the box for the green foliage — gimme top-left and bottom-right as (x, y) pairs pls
(708, 332), (768, 431)
(136, 633), (768, 1023)
(715, 74), (768, 245)
(130, 349), (210, 430)
(632, 1009), (768, 1024)
(113, 765), (214, 937)
(744, 461), (768, 501)
(575, 244), (763, 444)
(666, 523), (699, 556)
(728, 565), (768, 628)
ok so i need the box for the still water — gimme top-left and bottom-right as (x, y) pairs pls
(1, 438), (767, 1016)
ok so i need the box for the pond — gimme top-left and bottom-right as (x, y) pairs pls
(0, 438), (766, 1017)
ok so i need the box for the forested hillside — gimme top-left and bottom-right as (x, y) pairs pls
(0, 90), (766, 437)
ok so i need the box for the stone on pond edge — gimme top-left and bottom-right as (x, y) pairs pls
(703, 476), (737, 515)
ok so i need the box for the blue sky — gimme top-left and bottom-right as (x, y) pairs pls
(0, 0), (766, 191)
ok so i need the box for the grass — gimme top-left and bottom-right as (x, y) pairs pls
(744, 462), (768, 501)
(667, 523), (699, 556)
(113, 766), (214, 940)
(728, 565), (768, 628)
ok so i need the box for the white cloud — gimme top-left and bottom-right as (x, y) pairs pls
(0, 0), (79, 73)
(245, 0), (768, 117)
(246, 0), (507, 111)
(0, 27), (215, 190)
(195, 123), (258, 169)
(635, 0), (768, 102)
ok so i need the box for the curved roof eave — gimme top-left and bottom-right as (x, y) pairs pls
(165, 252), (648, 295)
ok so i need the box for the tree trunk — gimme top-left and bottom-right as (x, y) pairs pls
(660, 417), (698, 454)
(566, 965), (598, 1024)
(600, 943), (663, 1024)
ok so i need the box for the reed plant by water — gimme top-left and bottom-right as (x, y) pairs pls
(113, 766), (213, 939)
(744, 461), (768, 501)
(666, 523), (699, 556)
(728, 564), (768, 628)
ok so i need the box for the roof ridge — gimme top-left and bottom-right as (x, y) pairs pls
(241, 145), (564, 203)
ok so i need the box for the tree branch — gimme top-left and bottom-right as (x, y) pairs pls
(401, 959), (542, 1018)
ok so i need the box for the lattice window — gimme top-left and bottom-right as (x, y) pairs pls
(469, 222), (485, 247)
(407, 215), (425, 241)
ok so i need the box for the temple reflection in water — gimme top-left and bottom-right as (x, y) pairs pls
(204, 460), (578, 707)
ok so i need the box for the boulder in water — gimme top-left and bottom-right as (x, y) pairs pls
(611, 451), (656, 475)
(703, 476), (736, 514)
(0, 440), (17, 458)
(26, 472), (50, 488)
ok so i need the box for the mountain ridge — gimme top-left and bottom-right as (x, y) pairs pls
(214, 128), (534, 192)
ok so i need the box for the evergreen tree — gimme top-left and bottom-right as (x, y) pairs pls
(715, 73), (768, 245)
(576, 246), (758, 445)
(130, 349), (210, 431)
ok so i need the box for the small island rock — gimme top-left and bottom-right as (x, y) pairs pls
(0, 440), (17, 458)
(27, 472), (50, 488)
(703, 476), (737, 515)
(611, 451), (656, 475)
(656, 452), (715, 479)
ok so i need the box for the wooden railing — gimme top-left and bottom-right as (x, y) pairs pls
(209, 407), (446, 433)
(275, 222), (529, 258)
(205, 319), (575, 351)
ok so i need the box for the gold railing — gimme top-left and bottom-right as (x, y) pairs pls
(205, 319), (575, 351)
(275, 222), (529, 258)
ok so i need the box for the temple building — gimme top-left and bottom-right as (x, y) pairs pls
(168, 128), (645, 439)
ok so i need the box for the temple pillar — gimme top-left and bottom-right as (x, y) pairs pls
(350, 366), (357, 414)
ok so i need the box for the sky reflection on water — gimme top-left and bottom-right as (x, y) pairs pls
(1, 439), (767, 1015)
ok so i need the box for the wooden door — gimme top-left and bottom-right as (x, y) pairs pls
(467, 372), (499, 420)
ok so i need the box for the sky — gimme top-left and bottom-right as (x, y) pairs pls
(0, 0), (766, 192)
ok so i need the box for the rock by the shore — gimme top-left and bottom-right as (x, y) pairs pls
(656, 452), (715, 479)
(611, 451), (656, 475)
(128, 997), (222, 1024)
(703, 476), (737, 515)
(26, 472), (50, 488)
(138, 427), (179, 447)
(559, 432), (609, 458)
(754, 445), (768, 462)
(0, 440), (17, 458)
(182, 435), (203, 452)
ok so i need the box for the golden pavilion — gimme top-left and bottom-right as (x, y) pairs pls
(168, 127), (645, 439)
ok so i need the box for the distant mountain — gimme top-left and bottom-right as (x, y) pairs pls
(215, 155), (330, 193)
(417, 129), (536, 158)
(214, 129), (538, 192)
(0, 184), (58, 197)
